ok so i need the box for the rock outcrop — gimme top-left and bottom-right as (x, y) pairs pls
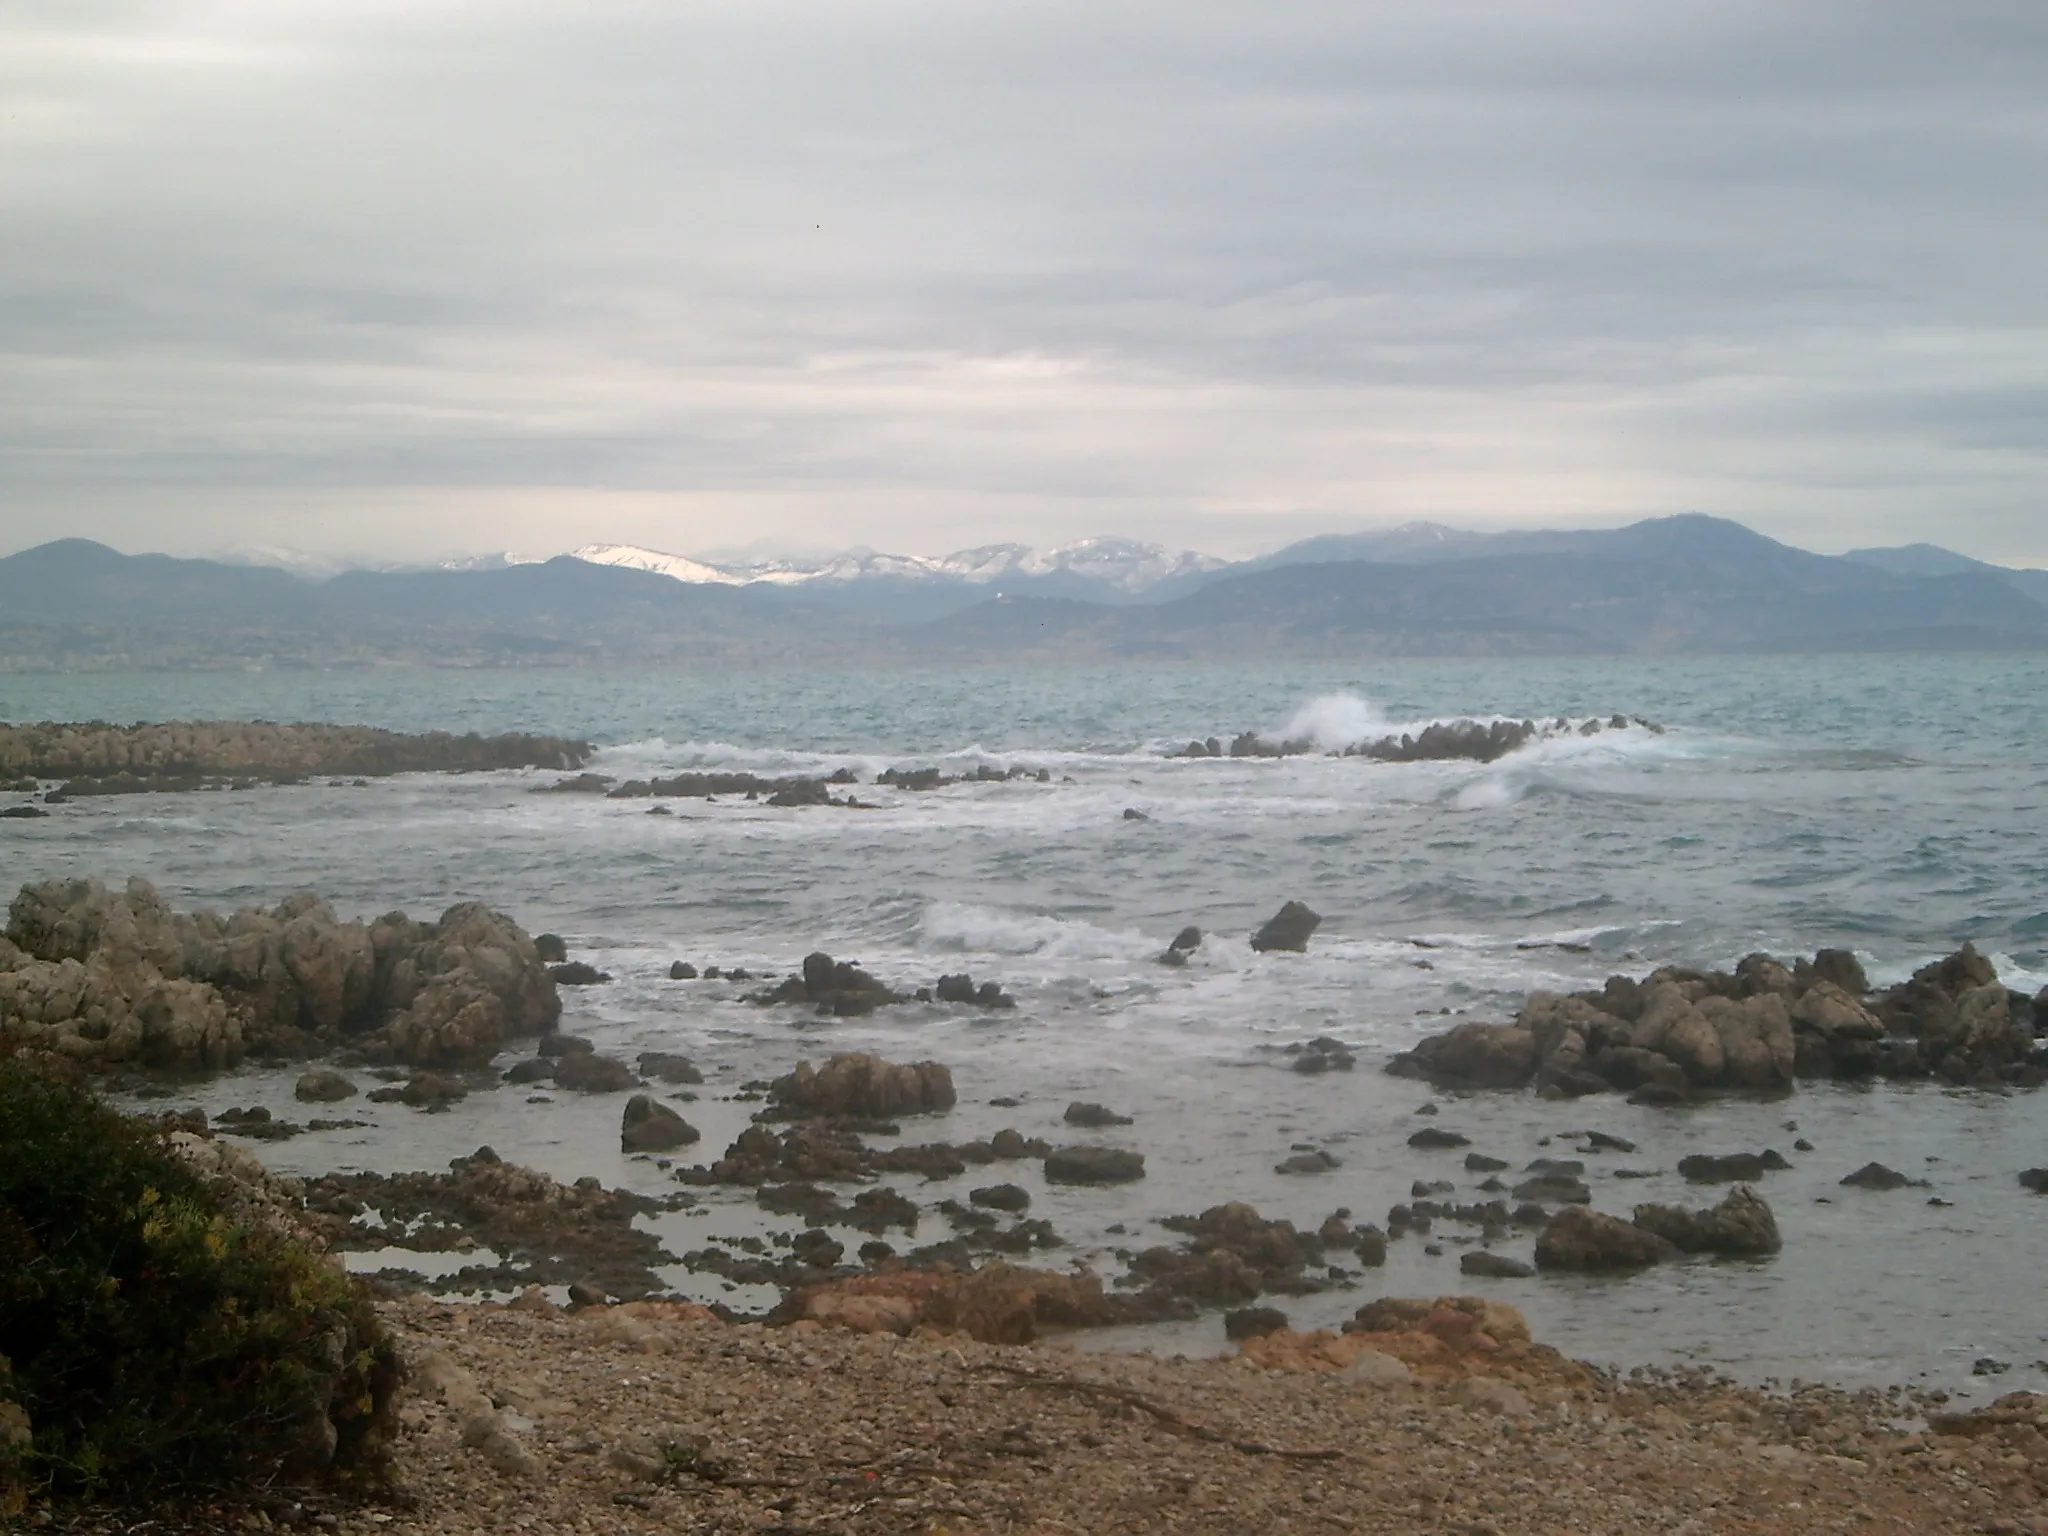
(0, 876), (558, 1072)
(769, 1053), (957, 1119)
(0, 720), (588, 795)
(1389, 943), (2045, 1095)
(1250, 901), (1322, 954)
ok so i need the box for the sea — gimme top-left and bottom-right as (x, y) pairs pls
(4, 655), (2046, 1397)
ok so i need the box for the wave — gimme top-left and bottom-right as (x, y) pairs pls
(918, 901), (1155, 961)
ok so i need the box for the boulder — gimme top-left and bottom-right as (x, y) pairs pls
(294, 1069), (357, 1103)
(1408, 1127), (1470, 1150)
(1387, 1024), (1538, 1089)
(1063, 1101), (1132, 1128)
(548, 962), (610, 986)
(1533, 1206), (1680, 1271)
(1044, 1146), (1145, 1185)
(553, 1053), (639, 1093)
(1459, 1252), (1535, 1279)
(636, 1051), (703, 1085)
(770, 1054), (956, 1119)
(969, 1183), (1030, 1212)
(1631, 1186), (1781, 1257)
(1840, 1162), (1921, 1191)
(1802, 948), (1870, 996)
(1678, 1151), (1789, 1183)
(1224, 1306), (1291, 1340)
(1249, 901), (1321, 954)
(533, 933), (569, 963)
(1791, 981), (1884, 1041)
(1699, 994), (1795, 1089)
(668, 961), (698, 980)
(621, 1094), (699, 1153)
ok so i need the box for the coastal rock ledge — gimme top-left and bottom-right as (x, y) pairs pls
(1390, 944), (2046, 1095)
(0, 876), (559, 1071)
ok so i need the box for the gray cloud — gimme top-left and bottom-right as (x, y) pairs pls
(1, 0), (2044, 563)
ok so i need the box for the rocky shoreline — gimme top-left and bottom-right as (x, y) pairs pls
(0, 720), (589, 798)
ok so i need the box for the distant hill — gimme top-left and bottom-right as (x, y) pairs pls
(2, 517), (2044, 668)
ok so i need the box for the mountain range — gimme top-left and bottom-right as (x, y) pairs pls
(3, 516), (2044, 669)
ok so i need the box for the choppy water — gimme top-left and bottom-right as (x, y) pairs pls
(6, 656), (2047, 1396)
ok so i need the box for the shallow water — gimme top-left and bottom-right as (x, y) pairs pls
(9, 656), (2047, 1397)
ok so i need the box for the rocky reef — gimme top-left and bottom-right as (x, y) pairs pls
(0, 720), (589, 795)
(0, 876), (559, 1072)
(1172, 714), (1662, 763)
(1389, 943), (2047, 1097)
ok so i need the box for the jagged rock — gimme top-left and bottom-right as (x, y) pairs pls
(770, 1054), (956, 1119)
(294, 1069), (357, 1103)
(1250, 901), (1322, 953)
(533, 933), (568, 963)
(1064, 1101), (1132, 1128)
(1169, 926), (1202, 953)
(1631, 1186), (1781, 1256)
(1791, 981), (1885, 1041)
(548, 961), (610, 986)
(621, 1094), (699, 1153)
(1699, 994), (1795, 1088)
(1288, 1037), (1356, 1074)
(668, 961), (698, 980)
(1044, 1146), (1145, 1185)
(1534, 1206), (1680, 1271)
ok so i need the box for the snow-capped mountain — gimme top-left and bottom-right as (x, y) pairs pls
(567, 537), (1226, 594)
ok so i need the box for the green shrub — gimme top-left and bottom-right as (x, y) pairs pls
(0, 1055), (401, 1501)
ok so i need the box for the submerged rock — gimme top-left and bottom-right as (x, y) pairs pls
(1044, 1146), (1145, 1185)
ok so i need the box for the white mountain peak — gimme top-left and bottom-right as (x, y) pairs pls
(567, 537), (1224, 593)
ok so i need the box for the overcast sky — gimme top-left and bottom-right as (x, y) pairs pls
(3, 1), (2045, 566)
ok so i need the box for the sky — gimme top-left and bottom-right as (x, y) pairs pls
(2, 1), (2045, 567)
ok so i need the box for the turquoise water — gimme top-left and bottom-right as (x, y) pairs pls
(8, 656), (2047, 1392)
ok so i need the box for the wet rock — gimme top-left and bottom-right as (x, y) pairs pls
(1044, 1146), (1145, 1185)
(970, 1183), (1031, 1213)
(548, 961), (611, 986)
(1534, 1206), (1681, 1271)
(1168, 926), (1202, 953)
(1064, 1101), (1132, 1128)
(1386, 1023), (1538, 1089)
(294, 1068), (357, 1103)
(1224, 1306), (1291, 1340)
(668, 961), (698, 980)
(553, 1053), (639, 1093)
(1511, 1175), (1591, 1205)
(537, 1033), (593, 1057)
(621, 1094), (699, 1153)
(1464, 1153), (1509, 1173)
(1800, 948), (1870, 996)
(1250, 900), (1321, 954)
(1288, 1037), (1356, 1074)
(533, 933), (569, 963)
(1679, 1151), (1791, 1183)
(636, 1052), (703, 1085)
(1631, 1185), (1781, 1257)
(1276, 1149), (1341, 1175)
(1581, 1131), (1637, 1153)
(1840, 1161), (1923, 1191)
(1408, 1127), (1470, 1150)
(770, 1053), (955, 1119)
(1122, 808), (1150, 822)
(2021, 1169), (2048, 1194)
(1459, 1252), (1535, 1279)
(502, 1058), (555, 1084)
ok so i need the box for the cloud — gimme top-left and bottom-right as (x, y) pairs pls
(1, 0), (2044, 563)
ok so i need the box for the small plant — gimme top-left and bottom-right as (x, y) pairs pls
(0, 1053), (401, 1502)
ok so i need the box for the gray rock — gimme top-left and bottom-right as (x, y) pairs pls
(1631, 1185), (1781, 1257)
(621, 1094), (699, 1152)
(1250, 900), (1322, 954)
(293, 1069), (357, 1103)
(1534, 1206), (1681, 1271)
(1460, 1251), (1535, 1278)
(1044, 1146), (1146, 1185)
(1064, 1101), (1133, 1128)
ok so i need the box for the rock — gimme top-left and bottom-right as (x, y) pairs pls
(1449, 1377), (1532, 1418)
(537, 1033), (593, 1057)
(934, 973), (978, 1004)
(784, 1263), (1125, 1344)
(1700, 993), (1795, 1088)
(1592, 1046), (1691, 1095)
(1840, 1161), (1921, 1191)
(548, 961), (611, 986)
(533, 933), (569, 963)
(770, 1053), (956, 1119)
(1063, 1101), (1132, 1128)
(294, 1068), (357, 1103)
(1631, 1185), (1781, 1256)
(1387, 1023), (1538, 1089)
(1168, 926), (1202, 953)
(1643, 987), (1725, 1085)
(566, 1282), (607, 1310)
(1275, 1150), (1340, 1175)
(1339, 1349), (1415, 1387)
(1122, 807), (1150, 821)
(553, 1053), (639, 1093)
(621, 1094), (699, 1153)
(970, 1183), (1031, 1212)
(636, 1051), (703, 1085)
(1791, 981), (1884, 1041)
(1408, 1127), (1470, 1150)
(1803, 948), (1870, 995)
(1288, 1037), (1356, 1073)
(2021, 1169), (2048, 1194)
(1250, 900), (1321, 953)
(1044, 1146), (1145, 1185)
(503, 1058), (555, 1084)
(668, 960), (698, 980)
(1511, 1176), (1591, 1205)
(1224, 1306), (1291, 1340)
(1679, 1151), (1790, 1183)
(1464, 1153), (1509, 1172)
(1459, 1252), (1535, 1279)
(1534, 1206), (1680, 1271)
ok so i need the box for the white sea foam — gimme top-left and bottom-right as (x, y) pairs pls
(1266, 692), (1393, 752)
(919, 901), (1155, 961)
